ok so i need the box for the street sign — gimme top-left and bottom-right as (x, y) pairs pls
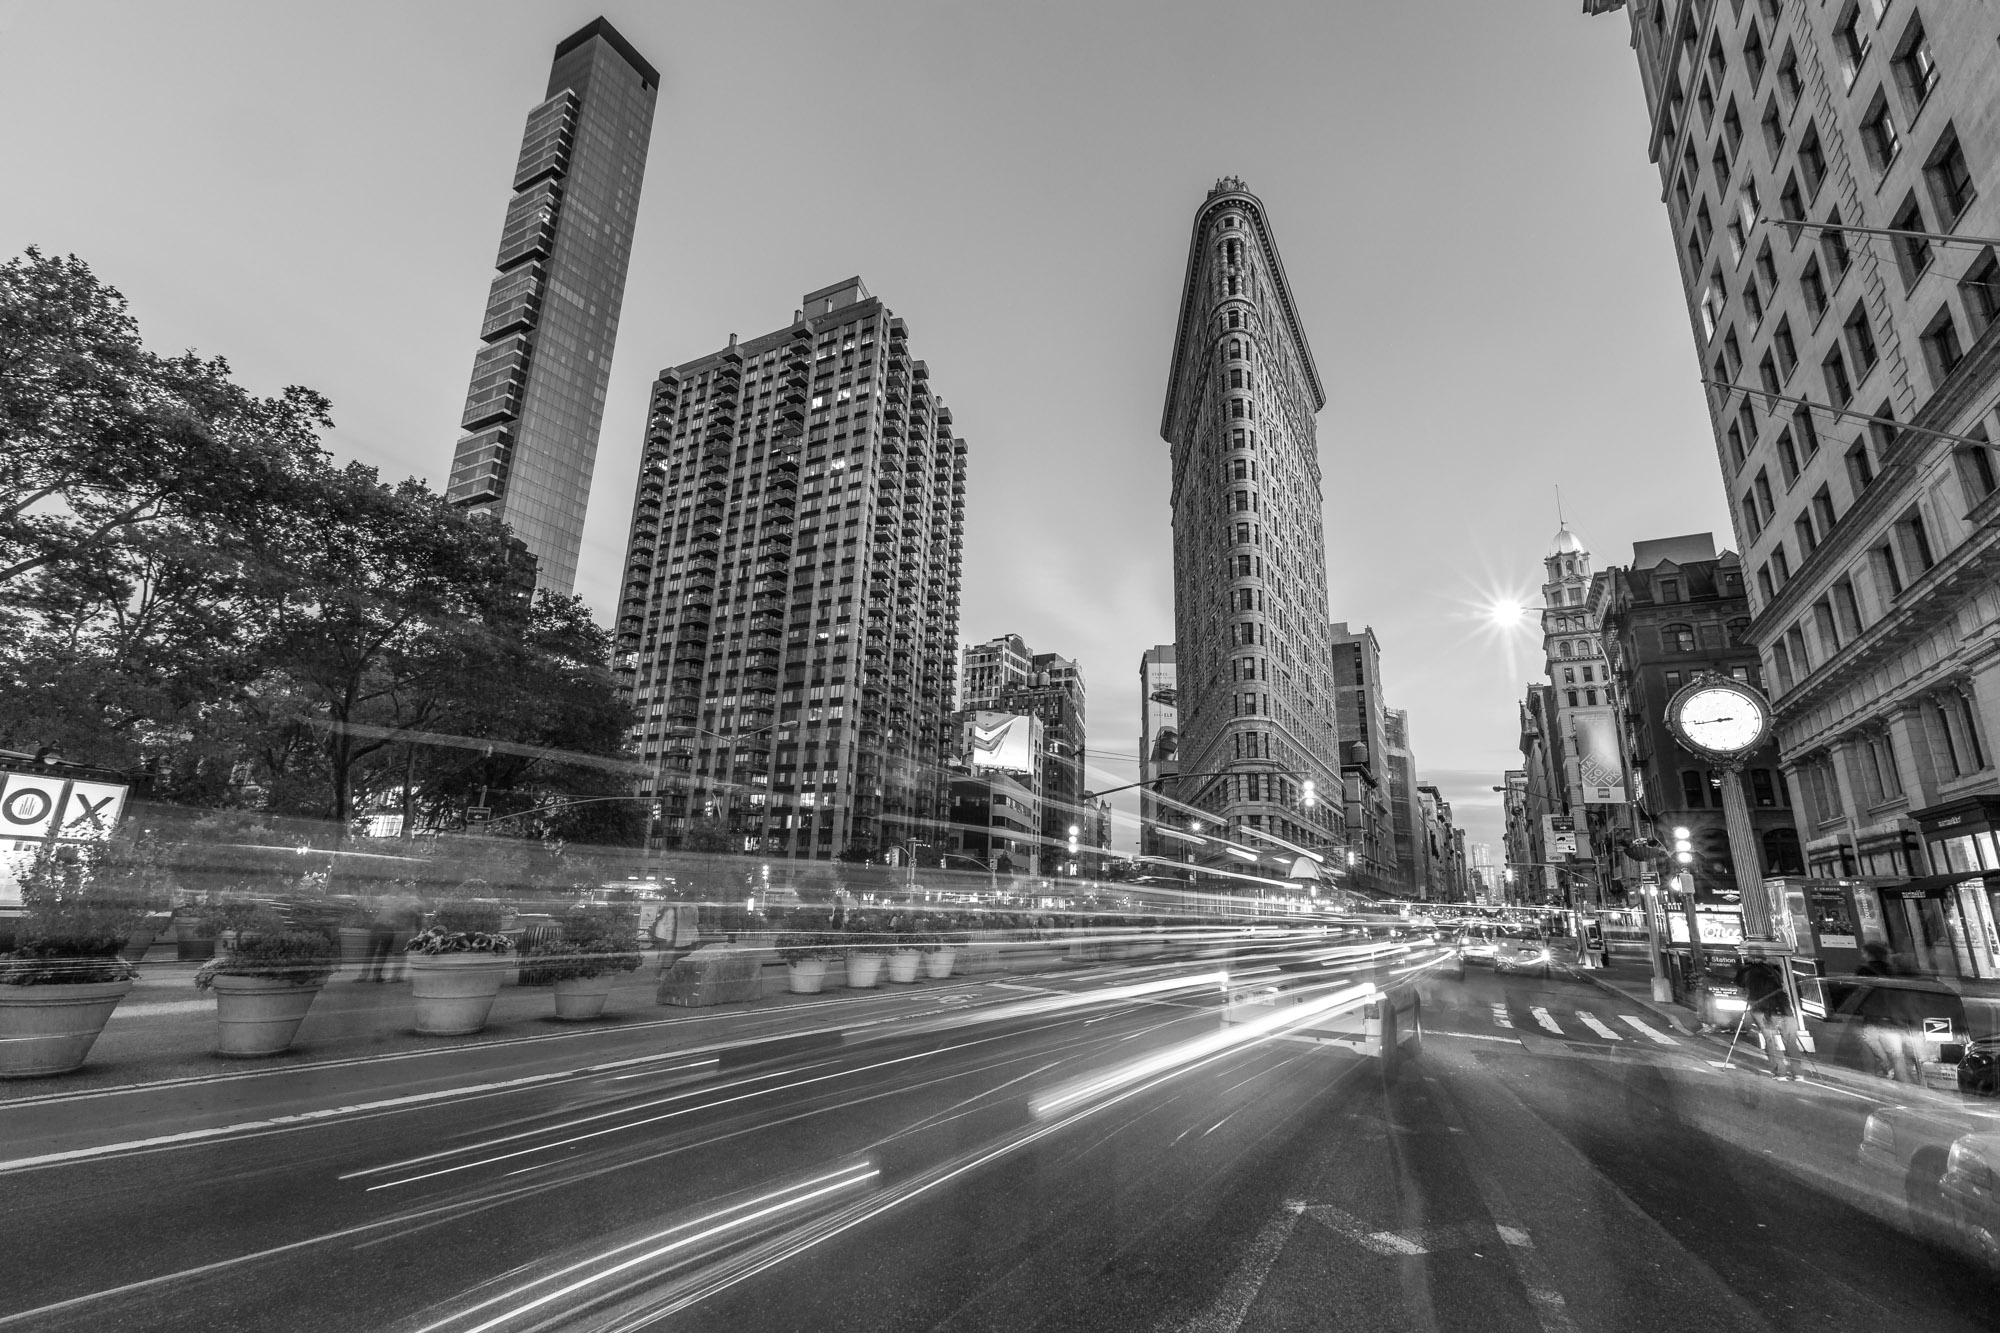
(466, 807), (491, 824)
(1544, 815), (1577, 856)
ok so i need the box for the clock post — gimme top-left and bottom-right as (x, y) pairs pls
(1664, 671), (1778, 942)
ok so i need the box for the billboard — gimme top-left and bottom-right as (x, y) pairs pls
(968, 712), (1040, 776)
(0, 771), (130, 905)
(1568, 706), (1628, 804)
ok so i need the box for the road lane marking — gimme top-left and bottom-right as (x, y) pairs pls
(1155, 1201), (1304, 1333)
(1426, 1030), (1521, 1044)
(1574, 1012), (1623, 1040)
(1489, 1004), (1513, 1029)
(106, 1000), (211, 1019)
(1299, 1206), (1538, 1257)
(1618, 1015), (1680, 1046)
(1530, 1007), (1563, 1035)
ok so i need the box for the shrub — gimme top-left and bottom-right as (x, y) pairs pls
(519, 905), (641, 984)
(774, 932), (841, 965)
(193, 915), (339, 989)
(430, 898), (503, 935)
(0, 840), (157, 985)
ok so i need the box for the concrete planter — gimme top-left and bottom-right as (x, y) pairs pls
(118, 919), (164, 964)
(211, 975), (322, 1057)
(922, 949), (957, 980)
(787, 958), (828, 994)
(409, 953), (507, 1035)
(846, 953), (884, 989)
(552, 974), (615, 1021)
(0, 979), (133, 1078)
(886, 950), (922, 984)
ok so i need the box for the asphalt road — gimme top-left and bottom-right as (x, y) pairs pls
(1, 960), (1993, 1332)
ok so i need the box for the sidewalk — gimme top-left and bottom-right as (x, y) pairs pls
(0, 945), (1070, 1106)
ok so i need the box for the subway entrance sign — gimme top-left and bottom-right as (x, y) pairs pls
(0, 766), (130, 906)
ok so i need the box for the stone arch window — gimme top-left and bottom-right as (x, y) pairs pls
(1726, 616), (1751, 645)
(1227, 310), (1242, 330)
(1559, 640), (1574, 657)
(1229, 338), (1245, 360)
(1664, 623), (1697, 652)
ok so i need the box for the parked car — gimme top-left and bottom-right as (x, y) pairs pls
(1815, 975), (2000, 1095)
(1941, 1129), (2000, 1269)
(1859, 1102), (2000, 1245)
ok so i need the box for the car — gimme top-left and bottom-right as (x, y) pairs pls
(1859, 1103), (2000, 1245)
(1221, 928), (1425, 1079)
(1456, 924), (1501, 966)
(1942, 1129), (2000, 1269)
(1491, 930), (1553, 980)
(1815, 974), (2000, 1095)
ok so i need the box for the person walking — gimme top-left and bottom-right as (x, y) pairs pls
(1735, 945), (1804, 1080)
(1853, 943), (1921, 1082)
(359, 894), (396, 983)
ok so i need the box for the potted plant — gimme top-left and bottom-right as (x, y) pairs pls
(776, 932), (840, 994)
(843, 914), (887, 990)
(193, 913), (339, 1056)
(174, 906), (220, 961)
(519, 905), (642, 1020)
(0, 841), (152, 1077)
(404, 899), (513, 1036)
(886, 915), (927, 984)
(923, 916), (967, 980)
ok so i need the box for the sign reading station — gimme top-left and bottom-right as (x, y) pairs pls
(0, 772), (130, 906)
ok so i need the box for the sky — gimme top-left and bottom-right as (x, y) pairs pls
(0, 0), (1733, 858)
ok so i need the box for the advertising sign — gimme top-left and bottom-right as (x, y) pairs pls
(968, 712), (1039, 776)
(1569, 707), (1628, 805)
(1544, 815), (1577, 856)
(0, 772), (130, 905)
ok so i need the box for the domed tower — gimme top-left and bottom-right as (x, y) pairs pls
(1541, 525), (1606, 699)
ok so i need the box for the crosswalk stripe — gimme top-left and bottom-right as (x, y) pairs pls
(1530, 1006), (1563, 1035)
(1574, 1012), (1622, 1040)
(1619, 1015), (1680, 1046)
(1489, 1003), (1514, 1029)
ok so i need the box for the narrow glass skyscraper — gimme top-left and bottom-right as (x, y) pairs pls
(445, 17), (657, 594)
(1160, 178), (1344, 865)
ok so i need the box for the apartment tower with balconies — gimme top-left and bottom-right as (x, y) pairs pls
(613, 280), (966, 862)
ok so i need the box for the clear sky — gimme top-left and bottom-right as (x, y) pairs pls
(0, 0), (1732, 858)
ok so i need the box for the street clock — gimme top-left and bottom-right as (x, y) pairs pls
(1664, 671), (1771, 762)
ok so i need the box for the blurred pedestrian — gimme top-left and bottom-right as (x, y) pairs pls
(1854, 943), (1920, 1082)
(1735, 946), (1804, 1080)
(380, 888), (424, 984)
(359, 894), (396, 983)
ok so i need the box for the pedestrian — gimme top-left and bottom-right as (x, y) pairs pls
(1734, 945), (1804, 1080)
(380, 888), (424, 984)
(1853, 943), (1921, 1083)
(360, 893), (396, 983)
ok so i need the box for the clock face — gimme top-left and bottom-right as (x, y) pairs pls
(1674, 685), (1765, 755)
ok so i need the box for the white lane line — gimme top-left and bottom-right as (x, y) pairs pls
(1157, 1201), (1304, 1333)
(1619, 1015), (1680, 1047)
(1574, 1012), (1623, 1041)
(1427, 1030), (1522, 1044)
(1530, 1007), (1563, 1035)
(106, 1000), (211, 1019)
(1489, 1003), (1514, 1029)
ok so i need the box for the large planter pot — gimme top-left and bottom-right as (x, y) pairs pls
(211, 975), (323, 1057)
(175, 928), (217, 962)
(0, 979), (133, 1078)
(552, 974), (615, 1021)
(338, 927), (372, 969)
(886, 950), (922, 984)
(787, 958), (828, 995)
(846, 953), (884, 989)
(408, 953), (507, 1036)
(923, 949), (957, 980)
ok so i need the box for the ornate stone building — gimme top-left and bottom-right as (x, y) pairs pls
(1159, 179), (1344, 866)
(1592, 0), (2000, 882)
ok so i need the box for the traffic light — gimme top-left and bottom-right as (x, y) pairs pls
(1672, 825), (1694, 865)
(1067, 823), (1080, 856)
(1301, 778), (1316, 808)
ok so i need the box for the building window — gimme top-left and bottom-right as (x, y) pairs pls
(1873, 540), (1904, 598)
(1750, 769), (1779, 808)
(1833, 576), (1863, 638)
(1899, 508), (1938, 572)
(1727, 616), (1752, 645)
(1926, 128), (1977, 222)
(1844, 304), (1880, 376)
(1813, 484), (1839, 537)
(1798, 120), (1827, 197)
(1890, 193), (1933, 286)
(1742, 493), (1764, 538)
(1778, 428), (1801, 484)
(1778, 171), (1804, 224)
(1773, 544), (1791, 584)
(1758, 350), (1781, 395)
(1834, 5), (1873, 88)
(1892, 15), (1940, 114)
(1773, 316), (1798, 379)
(1681, 770), (1709, 808)
(1920, 305), (1965, 385)
(1848, 439), (1877, 493)
(1566, 689), (1580, 707)
(1665, 669), (1684, 688)
(1823, 345), (1853, 407)
(1586, 688), (1599, 706)
(1727, 420), (1748, 471)
(1796, 512), (1818, 555)
(1664, 623), (1697, 653)
(1860, 91), (1901, 174)
(1955, 435), (1998, 506)
(1660, 577), (1682, 602)
(1960, 247), (2000, 336)
(1777, 42), (1801, 108)
(1763, 101), (1788, 163)
(1822, 211), (1852, 281)
(1754, 468), (1775, 524)
(1793, 404), (1821, 457)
